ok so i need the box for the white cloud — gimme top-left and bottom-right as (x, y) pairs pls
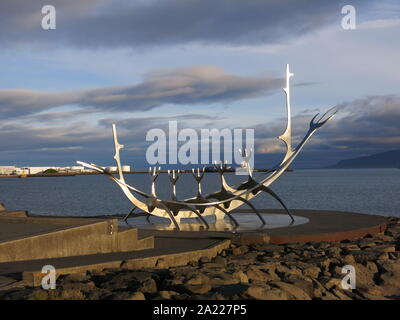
(358, 19), (400, 30)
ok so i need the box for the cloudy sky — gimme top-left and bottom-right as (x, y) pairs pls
(0, 0), (399, 168)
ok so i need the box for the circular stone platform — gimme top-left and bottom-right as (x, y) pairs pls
(132, 209), (388, 245)
(126, 213), (309, 231)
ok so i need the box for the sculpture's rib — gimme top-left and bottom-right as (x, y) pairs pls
(123, 206), (136, 221)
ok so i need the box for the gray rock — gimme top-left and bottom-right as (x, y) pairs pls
(365, 261), (378, 273)
(27, 289), (50, 300)
(371, 234), (394, 242)
(342, 254), (356, 264)
(162, 278), (184, 290)
(214, 283), (249, 298)
(139, 278), (157, 294)
(60, 280), (96, 292)
(199, 256), (210, 264)
(319, 277), (342, 290)
(201, 262), (224, 270)
(159, 290), (179, 299)
(83, 287), (112, 300)
(61, 273), (89, 283)
(185, 274), (209, 285)
(245, 285), (288, 300)
(232, 271), (249, 283)
(319, 291), (340, 300)
(289, 279), (314, 298)
(353, 263), (376, 288)
(373, 244), (396, 253)
(213, 256), (227, 267)
(312, 280), (327, 298)
(341, 244), (360, 253)
(256, 244), (285, 253)
(206, 292), (227, 300)
(184, 284), (212, 294)
(377, 260), (400, 288)
(268, 280), (312, 300)
(351, 250), (381, 264)
(389, 252), (400, 259)
(209, 273), (239, 286)
(127, 292), (146, 300)
(227, 256), (255, 266)
(315, 242), (331, 250)
(174, 293), (191, 300)
(232, 245), (249, 255)
(246, 268), (278, 282)
(301, 265), (321, 279)
(326, 247), (342, 257)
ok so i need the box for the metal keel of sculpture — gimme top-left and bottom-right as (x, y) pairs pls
(77, 65), (337, 231)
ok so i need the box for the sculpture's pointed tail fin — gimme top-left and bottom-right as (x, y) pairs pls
(310, 106), (338, 130)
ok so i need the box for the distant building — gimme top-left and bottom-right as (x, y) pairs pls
(58, 166), (85, 173)
(0, 166), (16, 175)
(103, 165), (131, 173)
(25, 167), (58, 174)
(13, 167), (30, 175)
(0, 164), (130, 175)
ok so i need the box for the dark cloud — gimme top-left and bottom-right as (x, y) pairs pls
(99, 114), (221, 130)
(0, 121), (104, 152)
(0, 93), (398, 168)
(0, 0), (368, 49)
(14, 109), (97, 124)
(253, 94), (400, 166)
(321, 95), (400, 152)
(0, 113), (224, 165)
(0, 65), (282, 118)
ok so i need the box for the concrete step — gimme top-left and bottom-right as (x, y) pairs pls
(113, 228), (154, 252)
(0, 210), (28, 217)
(135, 236), (155, 251)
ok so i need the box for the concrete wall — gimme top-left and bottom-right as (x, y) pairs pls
(23, 239), (231, 286)
(0, 218), (154, 263)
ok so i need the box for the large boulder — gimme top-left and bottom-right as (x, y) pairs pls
(184, 284), (212, 295)
(246, 268), (278, 283)
(268, 281), (312, 300)
(377, 260), (400, 289)
(245, 285), (288, 300)
(353, 263), (376, 288)
(185, 274), (210, 285)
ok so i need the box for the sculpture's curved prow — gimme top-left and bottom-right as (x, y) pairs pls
(78, 65), (337, 230)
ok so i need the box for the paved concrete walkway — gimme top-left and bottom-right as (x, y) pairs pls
(137, 209), (387, 243)
(0, 209), (387, 287)
(0, 216), (104, 243)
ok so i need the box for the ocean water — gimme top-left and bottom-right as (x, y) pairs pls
(0, 169), (398, 217)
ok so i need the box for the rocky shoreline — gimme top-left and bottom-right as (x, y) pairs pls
(1, 216), (399, 300)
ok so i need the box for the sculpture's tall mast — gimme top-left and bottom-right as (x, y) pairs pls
(279, 64), (294, 163)
(112, 124), (125, 183)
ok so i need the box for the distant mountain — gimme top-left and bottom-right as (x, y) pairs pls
(329, 150), (400, 169)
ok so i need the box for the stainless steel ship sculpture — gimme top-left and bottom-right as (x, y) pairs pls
(78, 65), (336, 230)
